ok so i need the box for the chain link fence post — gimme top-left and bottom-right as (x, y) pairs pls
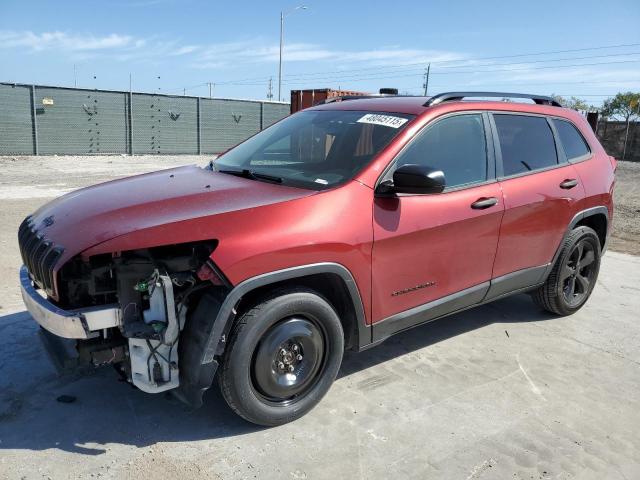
(30, 85), (39, 155)
(260, 102), (264, 131)
(197, 97), (202, 154)
(128, 91), (134, 155)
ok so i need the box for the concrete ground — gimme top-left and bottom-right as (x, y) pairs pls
(1, 156), (639, 479)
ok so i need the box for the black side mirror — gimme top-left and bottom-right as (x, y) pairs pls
(377, 164), (446, 195)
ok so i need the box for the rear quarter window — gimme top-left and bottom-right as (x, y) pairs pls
(554, 119), (591, 160)
(493, 114), (558, 176)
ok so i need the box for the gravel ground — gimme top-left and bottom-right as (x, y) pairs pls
(609, 160), (640, 255)
(0, 155), (639, 479)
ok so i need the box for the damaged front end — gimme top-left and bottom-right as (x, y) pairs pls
(20, 234), (230, 406)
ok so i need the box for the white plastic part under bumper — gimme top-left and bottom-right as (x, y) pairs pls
(20, 265), (121, 339)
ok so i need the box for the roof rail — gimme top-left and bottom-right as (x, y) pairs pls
(424, 92), (562, 107)
(317, 92), (410, 106)
(319, 95), (377, 105)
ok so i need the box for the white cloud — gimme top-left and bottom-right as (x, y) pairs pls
(0, 30), (134, 52)
(170, 45), (200, 56)
(0, 29), (465, 71)
(192, 40), (465, 69)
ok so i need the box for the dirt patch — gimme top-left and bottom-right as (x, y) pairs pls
(610, 161), (640, 256)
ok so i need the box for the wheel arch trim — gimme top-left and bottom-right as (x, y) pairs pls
(568, 206), (608, 231)
(545, 206), (609, 280)
(201, 262), (370, 364)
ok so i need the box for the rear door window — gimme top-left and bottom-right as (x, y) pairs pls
(554, 119), (591, 160)
(493, 114), (558, 176)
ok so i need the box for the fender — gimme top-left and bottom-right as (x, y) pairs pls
(202, 262), (371, 364)
(176, 262), (370, 408)
(487, 205), (610, 300)
(543, 206), (609, 280)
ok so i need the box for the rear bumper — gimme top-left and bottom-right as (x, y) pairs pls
(20, 265), (121, 339)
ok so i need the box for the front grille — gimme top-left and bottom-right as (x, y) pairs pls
(18, 216), (64, 296)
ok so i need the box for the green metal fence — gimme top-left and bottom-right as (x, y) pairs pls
(0, 83), (290, 155)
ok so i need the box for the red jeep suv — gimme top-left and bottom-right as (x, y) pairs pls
(18, 92), (615, 426)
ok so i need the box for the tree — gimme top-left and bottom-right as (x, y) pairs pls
(551, 95), (592, 111)
(600, 92), (640, 122)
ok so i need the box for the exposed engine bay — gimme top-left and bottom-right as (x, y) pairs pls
(127, 271), (181, 393)
(48, 241), (227, 398)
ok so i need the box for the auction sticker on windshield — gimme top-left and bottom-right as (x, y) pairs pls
(357, 113), (409, 129)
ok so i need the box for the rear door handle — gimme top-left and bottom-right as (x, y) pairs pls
(560, 178), (579, 189)
(471, 197), (498, 209)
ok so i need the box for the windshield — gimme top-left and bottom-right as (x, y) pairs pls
(214, 110), (414, 190)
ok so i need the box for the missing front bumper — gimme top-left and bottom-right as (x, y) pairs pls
(20, 265), (121, 339)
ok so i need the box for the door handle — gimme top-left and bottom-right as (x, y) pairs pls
(471, 197), (498, 209)
(560, 178), (579, 189)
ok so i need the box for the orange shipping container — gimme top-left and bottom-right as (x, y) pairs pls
(290, 88), (370, 114)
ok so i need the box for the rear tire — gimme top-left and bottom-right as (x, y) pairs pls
(532, 226), (601, 315)
(218, 288), (343, 426)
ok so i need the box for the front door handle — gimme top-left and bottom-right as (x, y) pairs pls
(560, 178), (579, 189)
(471, 197), (498, 209)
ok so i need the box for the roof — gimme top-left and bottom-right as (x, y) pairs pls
(309, 96), (432, 115)
(308, 92), (564, 116)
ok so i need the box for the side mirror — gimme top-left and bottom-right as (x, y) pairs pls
(377, 164), (446, 195)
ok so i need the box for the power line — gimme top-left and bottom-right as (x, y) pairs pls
(165, 82), (208, 95)
(277, 51), (640, 83)
(276, 43), (640, 79)
(277, 59), (640, 85)
(210, 56), (640, 87)
(168, 42), (640, 93)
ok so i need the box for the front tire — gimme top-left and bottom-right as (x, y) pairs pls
(532, 226), (601, 315)
(218, 288), (344, 426)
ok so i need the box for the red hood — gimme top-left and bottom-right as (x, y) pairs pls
(29, 165), (314, 264)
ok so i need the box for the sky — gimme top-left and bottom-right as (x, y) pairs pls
(1, 0), (639, 106)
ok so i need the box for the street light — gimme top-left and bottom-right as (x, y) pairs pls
(278, 5), (307, 102)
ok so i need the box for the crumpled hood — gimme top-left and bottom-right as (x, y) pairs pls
(28, 165), (314, 263)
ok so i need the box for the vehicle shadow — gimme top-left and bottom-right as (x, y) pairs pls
(0, 293), (557, 455)
(339, 293), (556, 378)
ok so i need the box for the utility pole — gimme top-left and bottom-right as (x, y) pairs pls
(423, 63), (431, 96)
(129, 73), (132, 93)
(278, 5), (307, 102)
(267, 77), (273, 101)
(208, 82), (214, 99)
(622, 101), (640, 160)
(183, 88), (186, 96)
(278, 11), (284, 101)
(74, 64), (77, 88)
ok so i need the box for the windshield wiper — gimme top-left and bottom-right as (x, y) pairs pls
(217, 168), (283, 184)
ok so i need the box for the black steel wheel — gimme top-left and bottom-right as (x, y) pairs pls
(218, 288), (344, 426)
(533, 225), (602, 315)
(251, 317), (326, 404)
